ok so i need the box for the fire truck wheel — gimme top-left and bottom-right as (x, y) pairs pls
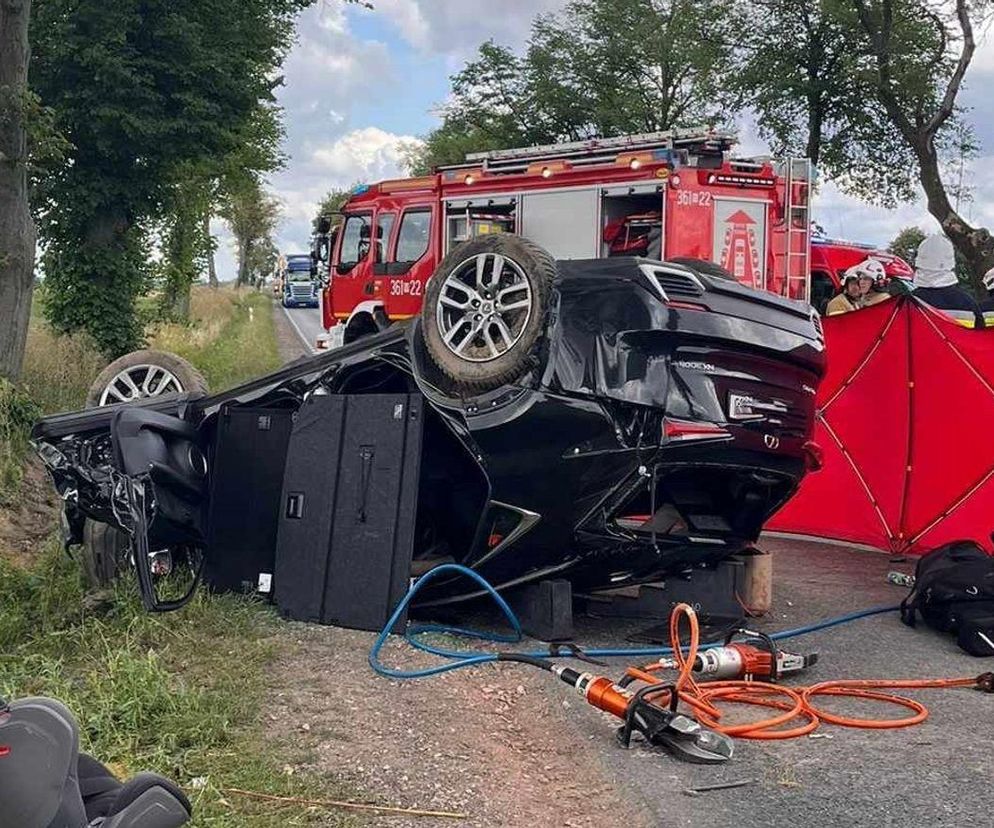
(80, 350), (209, 588)
(422, 234), (556, 392)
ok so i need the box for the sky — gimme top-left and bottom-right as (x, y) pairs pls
(213, 0), (994, 278)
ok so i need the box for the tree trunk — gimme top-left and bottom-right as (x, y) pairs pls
(805, 98), (823, 168)
(204, 208), (218, 288)
(161, 203), (196, 322)
(0, 0), (37, 381)
(236, 237), (250, 287)
(913, 138), (994, 291)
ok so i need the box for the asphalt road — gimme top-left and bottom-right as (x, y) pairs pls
(279, 301), (324, 353)
(563, 537), (994, 828)
(268, 306), (992, 825)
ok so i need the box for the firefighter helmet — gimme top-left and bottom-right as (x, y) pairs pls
(851, 258), (886, 283)
(984, 266), (994, 292)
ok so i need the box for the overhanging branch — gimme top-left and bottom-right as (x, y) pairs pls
(926, 0), (975, 136)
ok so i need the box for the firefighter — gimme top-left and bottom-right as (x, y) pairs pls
(980, 266), (994, 326)
(982, 266), (994, 307)
(912, 233), (986, 329)
(857, 258), (892, 307)
(825, 269), (863, 315)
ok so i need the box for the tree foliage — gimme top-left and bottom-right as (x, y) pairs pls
(159, 102), (287, 318)
(158, 171), (212, 321)
(219, 175), (282, 288)
(408, 0), (739, 174)
(847, 0), (994, 283)
(30, 0), (311, 356)
(312, 187), (355, 232)
(734, 0), (919, 207)
(888, 226), (926, 267)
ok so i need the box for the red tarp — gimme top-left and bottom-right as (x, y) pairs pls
(769, 296), (994, 554)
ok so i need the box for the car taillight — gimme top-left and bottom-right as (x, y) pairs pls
(663, 418), (732, 443)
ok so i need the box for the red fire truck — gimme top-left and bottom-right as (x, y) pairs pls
(314, 128), (815, 349)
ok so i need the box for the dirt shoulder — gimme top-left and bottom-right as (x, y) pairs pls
(268, 623), (652, 828)
(263, 321), (647, 827)
(0, 455), (61, 567)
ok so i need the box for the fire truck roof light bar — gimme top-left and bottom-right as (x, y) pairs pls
(451, 126), (737, 169)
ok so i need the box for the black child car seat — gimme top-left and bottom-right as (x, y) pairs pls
(0, 697), (191, 828)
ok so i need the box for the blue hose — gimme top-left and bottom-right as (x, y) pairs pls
(369, 563), (900, 679)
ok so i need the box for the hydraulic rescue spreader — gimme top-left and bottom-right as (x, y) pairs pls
(370, 565), (994, 764)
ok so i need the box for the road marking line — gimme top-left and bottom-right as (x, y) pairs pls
(280, 303), (318, 354)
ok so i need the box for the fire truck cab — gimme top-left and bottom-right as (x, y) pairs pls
(315, 128), (814, 349)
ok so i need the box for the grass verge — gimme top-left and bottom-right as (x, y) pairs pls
(3, 287), (358, 826)
(0, 545), (358, 827)
(0, 380), (40, 504)
(151, 288), (282, 392)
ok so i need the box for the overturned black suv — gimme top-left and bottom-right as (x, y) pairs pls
(33, 236), (825, 615)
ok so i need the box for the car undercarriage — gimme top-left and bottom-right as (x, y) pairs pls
(32, 255), (826, 615)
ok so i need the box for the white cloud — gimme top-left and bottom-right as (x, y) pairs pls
(310, 126), (422, 183)
(973, 19), (994, 74)
(373, 0), (569, 57)
(261, 127), (423, 260)
(279, 29), (394, 121)
(215, 6), (406, 275)
(811, 149), (994, 250)
(813, 182), (934, 248)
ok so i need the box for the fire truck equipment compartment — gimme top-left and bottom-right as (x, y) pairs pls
(274, 394), (423, 632)
(32, 255), (824, 611)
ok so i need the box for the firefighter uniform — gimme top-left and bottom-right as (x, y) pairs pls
(825, 293), (860, 316)
(826, 265), (865, 316)
(912, 234), (986, 329)
(863, 289), (892, 307)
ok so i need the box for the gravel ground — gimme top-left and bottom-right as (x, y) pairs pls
(265, 320), (992, 826)
(265, 538), (994, 827)
(267, 624), (650, 827)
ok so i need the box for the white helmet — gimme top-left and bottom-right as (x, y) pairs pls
(841, 265), (862, 284)
(851, 258), (886, 283)
(984, 266), (994, 292)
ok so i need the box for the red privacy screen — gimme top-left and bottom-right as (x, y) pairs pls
(770, 297), (994, 554)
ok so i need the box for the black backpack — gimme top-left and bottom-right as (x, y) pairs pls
(900, 540), (994, 657)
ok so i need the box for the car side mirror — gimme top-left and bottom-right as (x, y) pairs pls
(317, 216), (332, 235)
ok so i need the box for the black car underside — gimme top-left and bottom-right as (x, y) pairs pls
(33, 257), (826, 612)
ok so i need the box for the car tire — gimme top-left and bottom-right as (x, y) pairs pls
(85, 349), (208, 408)
(421, 234), (556, 393)
(80, 350), (209, 588)
(80, 519), (129, 587)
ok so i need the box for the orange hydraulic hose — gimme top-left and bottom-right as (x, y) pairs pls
(624, 603), (981, 740)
